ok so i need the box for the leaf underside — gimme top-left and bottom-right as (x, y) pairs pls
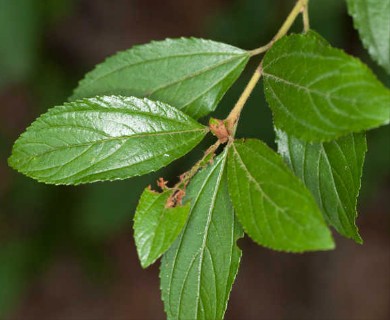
(160, 151), (243, 320)
(8, 96), (207, 185)
(227, 139), (334, 252)
(71, 38), (250, 119)
(262, 31), (390, 142)
(134, 188), (191, 268)
(347, 0), (390, 74)
(276, 129), (367, 243)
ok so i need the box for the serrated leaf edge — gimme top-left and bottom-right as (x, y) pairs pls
(262, 32), (390, 142)
(8, 95), (208, 185)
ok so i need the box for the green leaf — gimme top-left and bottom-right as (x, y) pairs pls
(134, 188), (190, 268)
(346, 0), (390, 74)
(227, 139), (334, 252)
(276, 129), (366, 243)
(160, 151), (243, 320)
(262, 31), (390, 141)
(9, 96), (207, 185)
(71, 38), (250, 119)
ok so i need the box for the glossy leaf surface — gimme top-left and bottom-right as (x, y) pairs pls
(9, 96), (207, 185)
(227, 139), (334, 252)
(276, 129), (366, 243)
(262, 31), (390, 141)
(134, 188), (190, 268)
(347, 0), (390, 73)
(71, 38), (250, 119)
(160, 152), (243, 320)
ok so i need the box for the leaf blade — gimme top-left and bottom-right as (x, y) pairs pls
(134, 188), (190, 268)
(227, 139), (334, 252)
(9, 96), (207, 185)
(71, 38), (250, 119)
(262, 31), (390, 141)
(160, 151), (243, 320)
(276, 129), (366, 243)
(346, 0), (390, 74)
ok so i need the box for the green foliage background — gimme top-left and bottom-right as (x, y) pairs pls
(0, 0), (389, 318)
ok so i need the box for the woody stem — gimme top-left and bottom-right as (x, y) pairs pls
(226, 0), (309, 136)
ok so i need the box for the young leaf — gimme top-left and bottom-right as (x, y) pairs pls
(346, 0), (390, 74)
(8, 96), (207, 185)
(71, 38), (250, 119)
(276, 129), (366, 243)
(262, 31), (390, 141)
(160, 151), (243, 320)
(134, 188), (190, 268)
(227, 139), (334, 252)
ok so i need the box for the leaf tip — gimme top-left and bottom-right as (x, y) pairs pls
(140, 258), (153, 269)
(352, 233), (363, 245)
(325, 238), (336, 250)
(7, 153), (16, 170)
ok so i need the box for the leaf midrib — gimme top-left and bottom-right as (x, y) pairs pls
(263, 72), (383, 105)
(26, 133), (204, 184)
(231, 143), (308, 231)
(194, 153), (226, 320)
(78, 51), (248, 93)
(166, 155), (225, 319)
(15, 127), (206, 161)
(147, 55), (248, 97)
(135, 192), (165, 265)
(38, 105), (196, 125)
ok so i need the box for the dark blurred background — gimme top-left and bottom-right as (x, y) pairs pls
(0, 0), (389, 319)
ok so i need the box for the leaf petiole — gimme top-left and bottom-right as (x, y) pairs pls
(302, 0), (310, 32)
